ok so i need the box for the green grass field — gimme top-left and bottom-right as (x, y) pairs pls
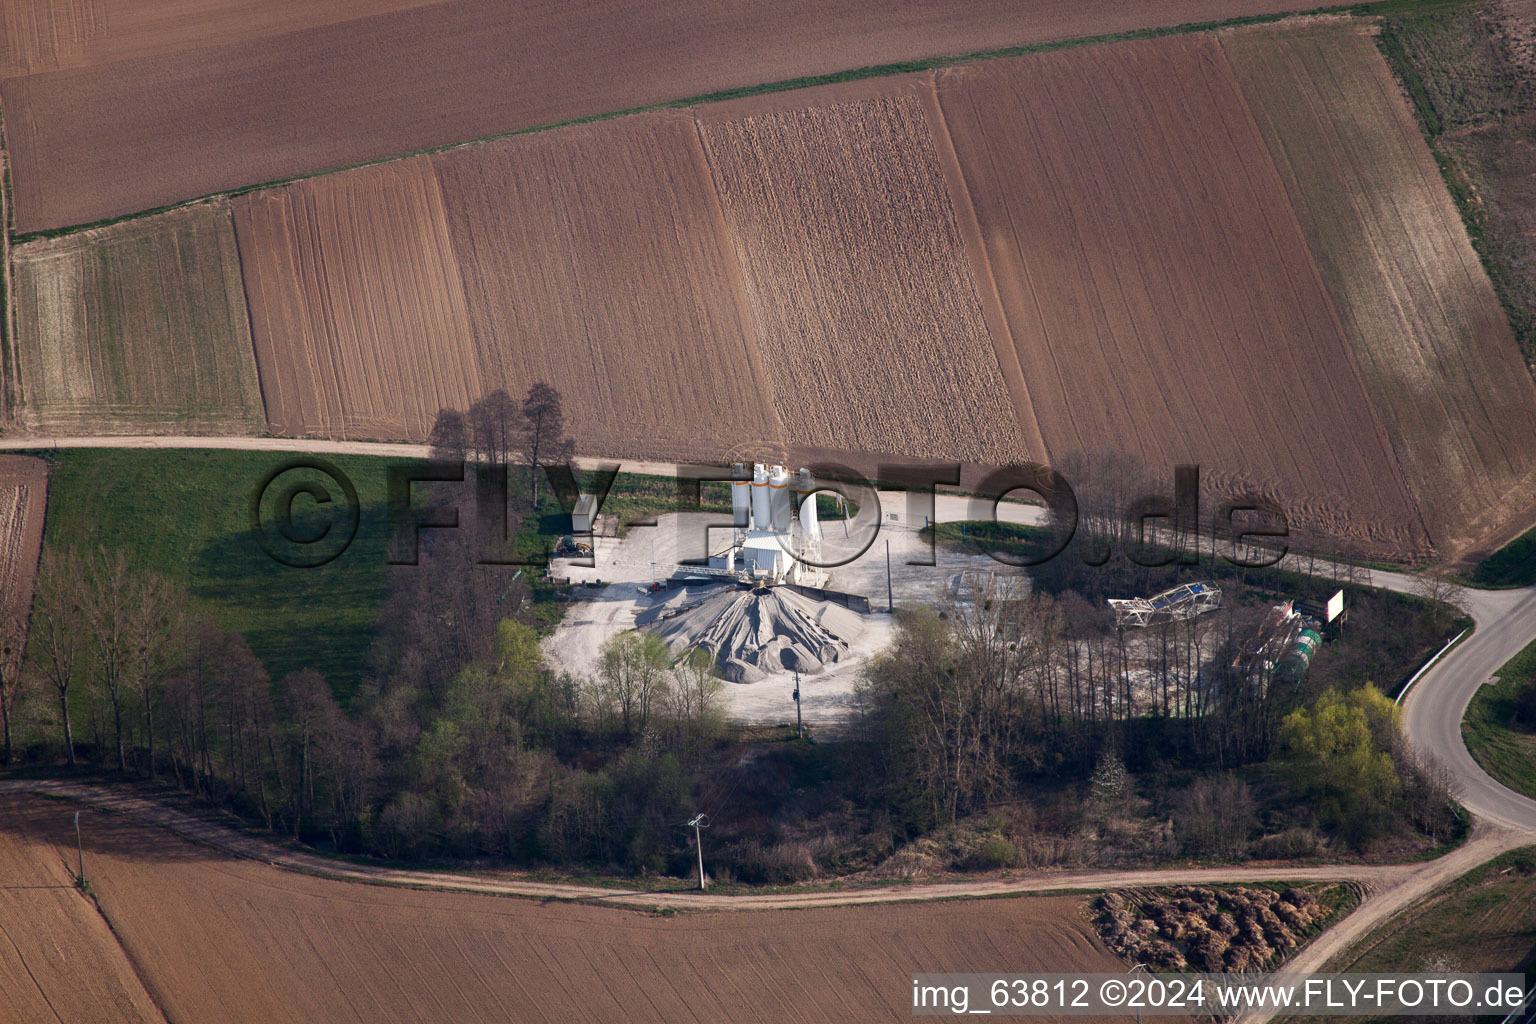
(34, 450), (762, 701)
(1463, 639), (1536, 799)
(1468, 525), (1536, 589)
(38, 449), (420, 702)
(1323, 846), (1536, 977)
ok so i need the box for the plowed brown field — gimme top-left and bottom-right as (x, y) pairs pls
(0, 0), (437, 78)
(433, 112), (783, 460)
(0, 455), (46, 639)
(934, 34), (1429, 551)
(1222, 20), (1536, 556)
(0, 793), (1131, 1023)
(699, 87), (1028, 464)
(3, 0), (1363, 233)
(12, 202), (264, 434)
(0, 795), (166, 1023)
(232, 158), (482, 441)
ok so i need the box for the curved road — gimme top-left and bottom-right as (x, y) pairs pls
(8, 435), (1534, 829)
(1400, 582), (1536, 828)
(7, 434), (1536, 978)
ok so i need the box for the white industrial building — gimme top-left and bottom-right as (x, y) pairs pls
(711, 463), (826, 586)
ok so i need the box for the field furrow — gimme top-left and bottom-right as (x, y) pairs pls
(0, 455), (46, 646)
(935, 33), (1428, 551)
(698, 86), (1028, 464)
(0, 792), (1133, 1024)
(2, 0), (1349, 233)
(11, 202), (264, 434)
(1222, 19), (1536, 555)
(231, 158), (482, 442)
(432, 111), (783, 462)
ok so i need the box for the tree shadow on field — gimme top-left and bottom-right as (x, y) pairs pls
(188, 501), (395, 705)
(0, 794), (234, 870)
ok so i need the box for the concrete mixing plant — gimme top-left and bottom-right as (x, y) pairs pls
(711, 463), (826, 587)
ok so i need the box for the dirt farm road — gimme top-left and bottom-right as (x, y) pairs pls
(0, 778), (1450, 909)
(8, 433), (1536, 993)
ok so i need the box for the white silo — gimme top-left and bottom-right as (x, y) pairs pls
(796, 468), (820, 544)
(731, 462), (752, 530)
(768, 465), (792, 531)
(751, 463), (772, 530)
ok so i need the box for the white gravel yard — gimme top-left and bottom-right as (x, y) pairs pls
(543, 493), (1041, 726)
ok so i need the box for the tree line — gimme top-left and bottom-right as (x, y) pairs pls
(855, 578), (1461, 851)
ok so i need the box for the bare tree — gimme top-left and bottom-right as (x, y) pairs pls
(0, 616), (27, 764)
(278, 669), (337, 834)
(1413, 568), (1468, 634)
(667, 649), (725, 758)
(30, 548), (82, 766)
(522, 382), (573, 510)
(129, 571), (188, 778)
(80, 549), (136, 771)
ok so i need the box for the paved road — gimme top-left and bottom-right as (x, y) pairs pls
(1400, 584), (1536, 829)
(8, 433), (1536, 826)
(7, 432), (1536, 981)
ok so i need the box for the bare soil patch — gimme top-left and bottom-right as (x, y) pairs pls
(0, 454), (45, 640)
(11, 202), (264, 434)
(2, 0), (1344, 232)
(0, 794), (165, 1023)
(0, 0), (438, 78)
(0, 792), (1133, 1023)
(1222, 19), (1536, 557)
(432, 111), (782, 461)
(934, 34), (1426, 552)
(698, 86), (1027, 464)
(232, 157), (482, 441)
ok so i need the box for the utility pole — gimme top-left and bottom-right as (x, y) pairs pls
(792, 671), (803, 739)
(885, 538), (894, 613)
(686, 813), (710, 890)
(74, 811), (84, 886)
(1129, 963), (1148, 1024)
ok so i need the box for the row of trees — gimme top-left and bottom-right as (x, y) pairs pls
(427, 383), (574, 509)
(855, 586), (1461, 849)
(856, 578), (1299, 828)
(13, 522), (727, 867)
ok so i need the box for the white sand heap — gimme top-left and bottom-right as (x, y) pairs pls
(636, 583), (866, 683)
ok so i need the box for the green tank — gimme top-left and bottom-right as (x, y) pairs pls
(1277, 629), (1322, 683)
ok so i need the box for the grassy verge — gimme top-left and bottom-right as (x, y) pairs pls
(31, 449), (787, 700)
(1465, 525), (1536, 589)
(1462, 639), (1536, 799)
(1367, 0), (1536, 362)
(1325, 846), (1536, 976)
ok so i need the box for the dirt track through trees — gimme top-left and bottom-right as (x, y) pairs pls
(232, 158), (482, 441)
(0, 790), (1147, 1024)
(1222, 20), (1536, 558)
(1, 0), (1347, 233)
(11, 202), (264, 435)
